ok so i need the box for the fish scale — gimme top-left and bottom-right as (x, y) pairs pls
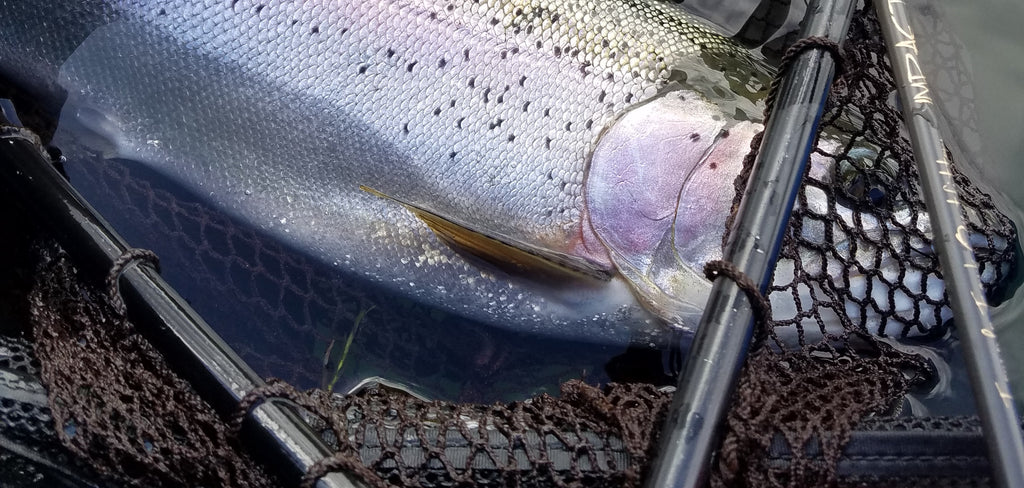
(0, 0), (1012, 348)
(109, 0), (749, 256)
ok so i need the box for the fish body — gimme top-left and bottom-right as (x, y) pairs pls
(0, 0), (1012, 345)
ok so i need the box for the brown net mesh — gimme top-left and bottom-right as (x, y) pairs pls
(235, 378), (672, 487)
(707, 5), (1015, 487)
(28, 242), (279, 488)
(710, 343), (929, 487)
(0, 3), (1019, 488)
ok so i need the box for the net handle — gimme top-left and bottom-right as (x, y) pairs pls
(0, 105), (364, 488)
(644, 0), (857, 486)
(873, 2), (1024, 486)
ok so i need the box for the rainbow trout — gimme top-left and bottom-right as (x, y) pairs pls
(0, 0), (1012, 343)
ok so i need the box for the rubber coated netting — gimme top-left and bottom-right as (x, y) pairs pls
(0, 4), (1019, 488)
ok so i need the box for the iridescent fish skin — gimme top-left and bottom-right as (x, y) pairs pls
(0, 0), (1009, 343)
(0, 0), (764, 341)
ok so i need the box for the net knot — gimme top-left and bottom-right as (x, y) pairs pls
(232, 379), (386, 487)
(105, 247), (160, 316)
(780, 36), (846, 78)
(230, 378), (304, 433)
(763, 35), (846, 122)
(703, 260), (772, 326)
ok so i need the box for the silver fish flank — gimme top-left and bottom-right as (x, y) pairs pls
(0, 0), (1011, 343)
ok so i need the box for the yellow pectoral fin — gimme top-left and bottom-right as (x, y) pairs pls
(360, 186), (611, 280)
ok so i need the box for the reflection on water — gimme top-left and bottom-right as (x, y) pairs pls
(60, 151), (675, 403)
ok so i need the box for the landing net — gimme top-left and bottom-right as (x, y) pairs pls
(0, 4), (1018, 488)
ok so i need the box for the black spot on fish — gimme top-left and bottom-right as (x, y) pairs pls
(230, 0), (239, 9)
(511, 47), (520, 54)
(438, 58), (447, 68)
(625, 93), (634, 103)
(429, 12), (437, 20)
(553, 46), (562, 57)
(464, 48), (470, 61)
(406, 61), (417, 72)
(570, 48), (580, 57)
(456, 117), (465, 129)
(488, 118), (503, 130)
(483, 88), (491, 103)
(357, 65), (368, 74)
(522, 101), (530, 112)
(560, 181), (567, 191)
(689, 133), (700, 141)
(547, 169), (555, 180)
(255, 4), (265, 14)
(720, 129), (730, 138)
(291, 19), (298, 26)
(500, 50), (508, 60)
(564, 121), (572, 131)
(449, 99), (456, 108)
(158, 8), (166, 15)
(598, 90), (606, 103)
(446, 4), (454, 11)
(403, 122), (410, 134)
(536, 40), (543, 49)
(449, 151), (457, 159)
(433, 107), (442, 116)
(526, 25), (534, 35)
(545, 137), (552, 149)
(310, 25), (319, 34)
(468, 77), (476, 88)
(606, 73), (614, 81)
(585, 119), (593, 129)
(543, 107), (551, 117)
(497, 93), (505, 104)
(551, 13), (560, 22)
(709, 162), (718, 169)
(601, 39), (610, 48)
(579, 62), (590, 75)
(518, 75), (527, 87)
(490, 17), (500, 26)
(387, 48), (396, 58)
(508, 134), (516, 142)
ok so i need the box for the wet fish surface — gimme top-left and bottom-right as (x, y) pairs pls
(0, 0), (1014, 353)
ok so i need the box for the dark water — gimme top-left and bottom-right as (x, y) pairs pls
(936, 0), (1024, 409)
(7, 1), (1024, 409)
(58, 153), (651, 403)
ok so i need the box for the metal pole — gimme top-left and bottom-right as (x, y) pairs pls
(0, 119), (361, 488)
(874, 2), (1024, 487)
(644, 1), (856, 486)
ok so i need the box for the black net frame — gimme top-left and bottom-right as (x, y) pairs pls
(0, 3), (1019, 488)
